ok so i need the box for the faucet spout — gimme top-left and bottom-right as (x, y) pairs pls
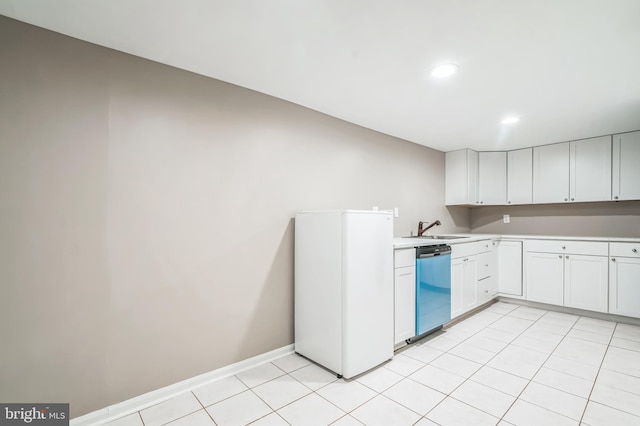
(417, 220), (441, 236)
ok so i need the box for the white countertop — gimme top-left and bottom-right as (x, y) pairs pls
(393, 233), (640, 249)
(393, 235), (491, 249)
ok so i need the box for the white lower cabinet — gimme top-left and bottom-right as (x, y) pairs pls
(451, 240), (493, 319)
(609, 257), (640, 317)
(395, 237), (640, 345)
(525, 251), (564, 305)
(451, 256), (478, 318)
(394, 266), (415, 344)
(462, 257), (479, 312)
(394, 248), (416, 345)
(498, 240), (523, 296)
(524, 240), (609, 313)
(477, 240), (499, 303)
(564, 254), (608, 313)
(609, 242), (640, 317)
(477, 276), (496, 304)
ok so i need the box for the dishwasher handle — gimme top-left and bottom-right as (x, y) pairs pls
(416, 244), (452, 258)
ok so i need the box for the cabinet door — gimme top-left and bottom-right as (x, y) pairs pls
(564, 254), (608, 313)
(451, 258), (464, 318)
(533, 142), (570, 203)
(570, 136), (612, 202)
(394, 266), (416, 344)
(478, 151), (507, 205)
(613, 131), (640, 201)
(462, 257), (478, 312)
(526, 252), (564, 305)
(609, 257), (640, 318)
(507, 148), (533, 205)
(445, 149), (478, 205)
(499, 241), (523, 296)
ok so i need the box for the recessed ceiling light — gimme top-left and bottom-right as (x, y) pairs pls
(430, 63), (459, 79)
(501, 116), (520, 125)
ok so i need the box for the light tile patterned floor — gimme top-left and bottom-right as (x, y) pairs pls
(105, 302), (640, 426)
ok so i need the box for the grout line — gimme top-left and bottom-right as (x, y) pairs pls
(578, 320), (618, 425)
(478, 308), (553, 423)
(188, 391), (219, 425)
(130, 304), (636, 426)
(471, 307), (584, 423)
(191, 390), (205, 409)
(418, 306), (523, 422)
(500, 308), (586, 421)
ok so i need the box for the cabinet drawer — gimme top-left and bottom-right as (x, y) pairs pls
(525, 239), (608, 256)
(610, 242), (640, 258)
(451, 240), (490, 259)
(395, 248), (416, 268)
(478, 277), (497, 299)
(477, 252), (491, 280)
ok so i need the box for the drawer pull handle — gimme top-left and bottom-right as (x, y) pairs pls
(558, 255), (563, 259)
(633, 249), (638, 254)
(562, 246), (566, 250)
(612, 258), (617, 262)
(566, 255), (569, 259)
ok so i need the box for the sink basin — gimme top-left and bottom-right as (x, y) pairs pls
(402, 235), (468, 240)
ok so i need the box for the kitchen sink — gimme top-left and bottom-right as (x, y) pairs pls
(402, 235), (468, 240)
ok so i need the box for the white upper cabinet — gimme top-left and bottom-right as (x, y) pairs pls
(570, 136), (612, 202)
(478, 152), (507, 205)
(533, 136), (612, 204)
(507, 148), (533, 205)
(446, 130), (637, 206)
(612, 131), (640, 201)
(445, 149), (478, 205)
(533, 142), (570, 203)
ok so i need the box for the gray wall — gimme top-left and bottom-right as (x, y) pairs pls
(0, 16), (469, 416)
(471, 201), (640, 237)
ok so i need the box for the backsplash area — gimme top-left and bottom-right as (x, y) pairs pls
(470, 200), (640, 237)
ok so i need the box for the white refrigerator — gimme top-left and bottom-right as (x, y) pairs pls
(294, 210), (394, 378)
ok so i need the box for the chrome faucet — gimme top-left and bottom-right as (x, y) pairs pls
(418, 220), (441, 236)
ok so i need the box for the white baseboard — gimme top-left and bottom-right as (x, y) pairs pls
(498, 297), (640, 326)
(71, 344), (295, 426)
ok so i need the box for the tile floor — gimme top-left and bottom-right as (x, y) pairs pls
(105, 302), (640, 426)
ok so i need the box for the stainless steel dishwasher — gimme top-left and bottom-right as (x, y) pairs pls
(415, 244), (452, 337)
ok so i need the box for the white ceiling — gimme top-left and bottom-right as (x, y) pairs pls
(2, 0), (640, 152)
